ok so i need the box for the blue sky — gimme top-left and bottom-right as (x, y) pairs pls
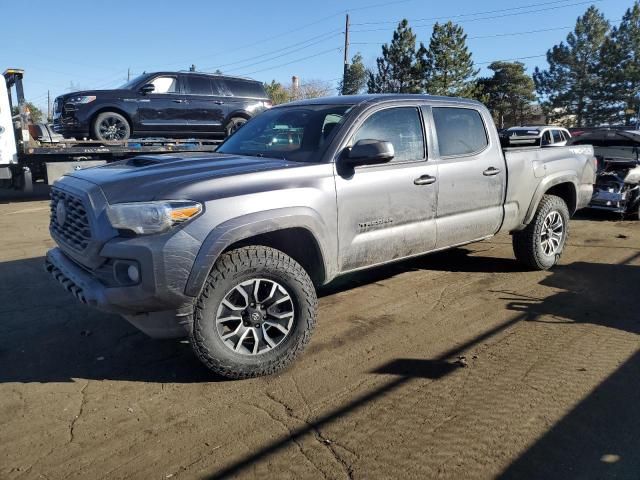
(2, 0), (634, 112)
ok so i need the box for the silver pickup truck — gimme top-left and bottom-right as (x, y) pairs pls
(45, 94), (596, 378)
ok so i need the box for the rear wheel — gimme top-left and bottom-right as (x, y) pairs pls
(225, 117), (247, 137)
(190, 246), (317, 379)
(513, 194), (570, 270)
(92, 112), (131, 141)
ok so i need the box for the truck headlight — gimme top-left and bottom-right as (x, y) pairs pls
(67, 95), (96, 104)
(107, 201), (202, 234)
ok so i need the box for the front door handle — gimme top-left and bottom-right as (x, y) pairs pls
(173, 99), (187, 103)
(414, 174), (436, 185)
(214, 100), (224, 105)
(483, 167), (501, 176)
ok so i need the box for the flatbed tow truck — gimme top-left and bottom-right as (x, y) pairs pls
(0, 68), (221, 193)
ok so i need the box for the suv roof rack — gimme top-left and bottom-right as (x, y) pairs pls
(175, 70), (258, 82)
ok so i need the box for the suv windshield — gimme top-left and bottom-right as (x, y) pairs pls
(217, 104), (353, 163)
(118, 74), (149, 90)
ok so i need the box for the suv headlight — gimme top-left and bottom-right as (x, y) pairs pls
(107, 200), (202, 235)
(67, 95), (96, 104)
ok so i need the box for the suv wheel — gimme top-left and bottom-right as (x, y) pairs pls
(225, 117), (247, 137)
(512, 194), (570, 270)
(190, 246), (317, 379)
(92, 112), (131, 141)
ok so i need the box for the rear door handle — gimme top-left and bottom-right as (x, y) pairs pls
(173, 99), (187, 103)
(214, 100), (224, 105)
(414, 174), (437, 185)
(483, 167), (501, 176)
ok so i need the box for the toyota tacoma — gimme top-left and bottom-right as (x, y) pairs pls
(45, 94), (597, 379)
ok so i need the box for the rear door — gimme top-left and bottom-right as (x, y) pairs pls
(430, 106), (506, 248)
(335, 105), (438, 272)
(183, 75), (226, 135)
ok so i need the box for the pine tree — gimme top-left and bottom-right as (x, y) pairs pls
(340, 53), (368, 95)
(477, 62), (536, 128)
(533, 6), (610, 127)
(602, 1), (640, 125)
(423, 21), (478, 98)
(367, 20), (425, 93)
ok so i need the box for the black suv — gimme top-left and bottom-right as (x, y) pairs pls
(52, 72), (271, 141)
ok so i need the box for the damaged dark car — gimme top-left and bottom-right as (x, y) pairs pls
(569, 129), (640, 219)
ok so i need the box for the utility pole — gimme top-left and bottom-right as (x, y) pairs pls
(127, 68), (130, 82)
(342, 13), (350, 94)
(47, 90), (51, 122)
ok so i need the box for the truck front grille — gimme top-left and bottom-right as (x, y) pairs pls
(50, 188), (92, 251)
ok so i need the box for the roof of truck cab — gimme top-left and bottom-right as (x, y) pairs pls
(281, 94), (485, 108)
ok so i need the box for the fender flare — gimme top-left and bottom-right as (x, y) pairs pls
(523, 171), (579, 225)
(185, 207), (333, 297)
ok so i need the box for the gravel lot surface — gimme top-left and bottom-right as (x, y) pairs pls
(1, 190), (638, 479)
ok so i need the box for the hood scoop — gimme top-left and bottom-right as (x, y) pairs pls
(125, 156), (165, 167)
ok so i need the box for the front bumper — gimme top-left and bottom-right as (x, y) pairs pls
(45, 245), (195, 338)
(52, 109), (90, 138)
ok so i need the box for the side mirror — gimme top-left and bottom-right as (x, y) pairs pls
(345, 139), (394, 167)
(140, 83), (155, 94)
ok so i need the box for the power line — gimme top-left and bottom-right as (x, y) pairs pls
(476, 54), (547, 65)
(206, 30), (343, 73)
(351, 0), (602, 33)
(235, 47), (343, 76)
(349, 21), (622, 46)
(350, 0), (588, 25)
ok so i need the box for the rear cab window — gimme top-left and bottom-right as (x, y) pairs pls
(432, 107), (488, 157)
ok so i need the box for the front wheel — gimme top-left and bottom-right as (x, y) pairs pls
(190, 246), (317, 379)
(92, 112), (131, 141)
(512, 194), (570, 270)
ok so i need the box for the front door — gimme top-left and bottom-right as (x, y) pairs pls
(136, 75), (190, 135)
(335, 106), (438, 272)
(430, 106), (506, 248)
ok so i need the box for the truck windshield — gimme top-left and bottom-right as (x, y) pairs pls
(217, 104), (353, 163)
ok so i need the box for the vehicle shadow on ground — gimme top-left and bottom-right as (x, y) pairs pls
(320, 247), (523, 297)
(203, 252), (640, 479)
(0, 247), (523, 384)
(0, 256), (218, 383)
(0, 184), (50, 204)
(573, 209), (628, 222)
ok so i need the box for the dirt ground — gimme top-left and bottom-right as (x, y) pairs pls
(0, 189), (638, 480)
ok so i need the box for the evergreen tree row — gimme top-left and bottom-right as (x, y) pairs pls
(341, 2), (640, 128)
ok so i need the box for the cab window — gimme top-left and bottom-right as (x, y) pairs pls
(186, 76), (213, 95)
(150, 76), (177, 94)
(432, 107), (488, 156)
(552, 129), (563, 143)
(541, 131), (552, 146)
(352, 107), (425, 163)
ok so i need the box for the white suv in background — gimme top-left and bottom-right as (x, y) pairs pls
(505, 126), (572, 147)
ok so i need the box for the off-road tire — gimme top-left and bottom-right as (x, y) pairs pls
(512, 194), (570, 270)
(190, 246), (317, 379)
(92, 112), (131, 141)
(225, 117), (247, 137)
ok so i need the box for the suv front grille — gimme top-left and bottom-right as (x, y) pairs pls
(50, 188), (92, 251)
